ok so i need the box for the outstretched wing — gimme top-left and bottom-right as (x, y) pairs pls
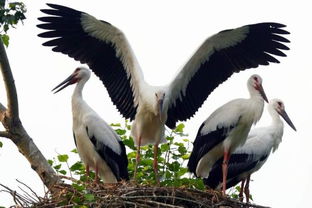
(38, 4), (145, 120)
(166, 22), (290, 128)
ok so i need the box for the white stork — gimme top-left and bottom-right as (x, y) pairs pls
(52, 67), (129, 183)
(37, 3), (290, 182)
(187, 74), (268, 195)
(203, 98), (296, 202)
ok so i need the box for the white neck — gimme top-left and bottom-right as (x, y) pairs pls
(268, 107), (284, 152)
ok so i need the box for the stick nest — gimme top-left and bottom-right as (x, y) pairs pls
(1, 177), (270, 208)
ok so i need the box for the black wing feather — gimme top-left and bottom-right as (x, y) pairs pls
(187, 122), (237, 176)
(89, 135), (129, 181)
(203, 153), (269, 189)
(166, 23), (290, 129)
(37, 4), (137, 120)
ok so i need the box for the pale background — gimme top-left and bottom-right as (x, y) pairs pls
(0, 0), (310, 207)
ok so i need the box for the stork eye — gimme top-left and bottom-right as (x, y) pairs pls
(277, 101), (282, 106)
(253, 76), (258, 82)
(74, 68), (81, 73)
(155, 93), (158, 98)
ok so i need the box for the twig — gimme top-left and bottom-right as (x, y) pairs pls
(121, 194), (206, 206)
(16, 179), (40, 202)
(0, 130), (11, 138)
(136, 199), (184, 208)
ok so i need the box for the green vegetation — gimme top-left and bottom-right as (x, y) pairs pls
(50, 121), (205, 189)
(0, 0), (26, 46)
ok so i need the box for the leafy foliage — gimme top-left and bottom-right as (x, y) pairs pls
(48, 121), (206, 206)
(113, 121), (205, 189)
(228, 185), (253, 202)
(0, 0), (26, 46)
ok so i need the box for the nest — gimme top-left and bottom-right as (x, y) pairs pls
(1, 177), (270, 208)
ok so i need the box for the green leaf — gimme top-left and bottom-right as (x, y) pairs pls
(115, 129), (126, 135)
(235, 185), (241, 192)
(110, 123), (121, 127)
(72, 196), (82, 204)
(126, 124), (131, 130)
(174, 123), (185, 133)
(177, 167), (188, 177)
(0, 141), (3, 148)
(72, 183), (85, 192)
(71, 148), (78, 153)
(47, 159), (53, 166)
(127, 151), (136, 159)
(57, 154), (69, 162)
(53, 164), (61, 170)
(231, 193), (238, 199)
(1, 34), (9, 47)
(178, 145), (187, 155)
(181, 154), (189, 160)
(59, 170), (67, 175)
(249, 194), (253, 201)
(168, 161), (180, 171)
(123, 138), (135, 150)
(84, 193), (95, 201)
(160, 143), (170, 152)
(70, 161), (84, 171)
(166, 136), (174, 142)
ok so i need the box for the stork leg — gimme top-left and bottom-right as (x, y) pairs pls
(153, 144), (160, 185)
(86, 165), (90, 181)
(94, 165), (99, 184)
(133, 136), (142, 180)
(239, 179), (246, 202)
(222, 151), (230, 195)
(244, 175), (251, 203)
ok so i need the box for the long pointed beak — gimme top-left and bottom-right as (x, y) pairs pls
(52, 74), (75, 94)
(258, 84), (269, 103)
(158, 99), (164, 122)
(279, 109), (297, 131)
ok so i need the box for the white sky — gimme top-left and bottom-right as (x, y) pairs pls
(0, 0), (311, 207)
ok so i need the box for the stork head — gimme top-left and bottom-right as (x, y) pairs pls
(270, 99), (297, 131)
(52, 67), (91, 93)
(155, 91), (166, 122)
(248, 74), (268, 103)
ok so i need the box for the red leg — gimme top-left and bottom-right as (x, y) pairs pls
(222, 151), (230, 195)
(153, 144), (159, 185)
(86, 165), (90, 182)
(133, 136), (142, 180)
(239, 179), (245, 202)
(86, 165), (90, 177)
(244, 175), (251, 203)
(95, 165), (99, 184)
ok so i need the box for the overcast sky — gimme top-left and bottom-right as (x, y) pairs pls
(1, 0), (311, 207)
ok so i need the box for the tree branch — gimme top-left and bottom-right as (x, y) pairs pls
(0, 38), (19, 119)
(0, 38), (60, 189)
(0, 130), (11, 138)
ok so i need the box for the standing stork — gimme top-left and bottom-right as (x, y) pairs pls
(52, 67), (129, 183)
(37, 3), (290, 182)
(187, 74), (268, 195)
(203, 98), (296, 202)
